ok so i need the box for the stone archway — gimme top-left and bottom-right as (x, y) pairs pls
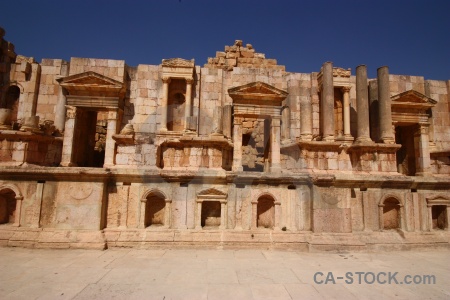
(0, 184), (23, 226)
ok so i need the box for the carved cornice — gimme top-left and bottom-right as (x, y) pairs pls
(162, 58), (195, 68)
(333, 67), (351, 78)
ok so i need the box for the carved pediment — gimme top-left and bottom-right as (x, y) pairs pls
(228, 81), (288, 104)
(391, 90), (437, 109)
(58, 72), (125, 108)
(162, 58), (195, 68)
(58, 71), (123, 88)
(198, 188), (227, 197)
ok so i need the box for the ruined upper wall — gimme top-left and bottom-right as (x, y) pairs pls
(204, 40), (285, 71)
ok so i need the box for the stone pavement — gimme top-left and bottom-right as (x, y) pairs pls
(0, 247), (448, 300)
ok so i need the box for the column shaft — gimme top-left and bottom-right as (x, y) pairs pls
(160, 77), (170, 131)
(415, 124), (431, 175)
(232, 117), (243, 172)
(223, 105), (232, 139)
(356, 65), (373, 143)
(300, 92), (312, 140)
(270, 116), (281, 173)
(342, 86), (352, 139)
(60, 106), (77, 167)
(104, 110), (118, 167)
(322, 62), (335, 141)
(184, 78), (193, 131)
(377, 66), (394, 144)
(281, 106), (290, 142)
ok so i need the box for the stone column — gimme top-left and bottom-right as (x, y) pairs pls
(270, 116), (281, 173)
(104, 109), (118, 167)
(160, 77), (171, 132)
(54, 62), (69, 132)
(281, 106), (291, 143)
(377, 66), (394, 144)
(164, 199), (172, 228)
(220, 200), (226, 229)
(300, 94), (313, 140)
(342, 86), (353, 140)
(232, 117), (243, 172)
(274, 201), (281, 230)
(415, 124), (431, 176)
(356, 65), (373, 143)
(195, 200), (202, 229)
(251, 200), (258, 229)
(211, 106), (223, 136)
(13, 195), (23, 227)
(321, 62), (335, 141)
(223, 105), (232, 139)
(184, 78), (193, 131)
(60, 106), (77, 167)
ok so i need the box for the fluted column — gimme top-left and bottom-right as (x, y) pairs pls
(270, 116), (281, 173)
(164, 199), (172, 229)
(377, 66), (394, 144)
(342, 86), (352, 139)
(184, 78), (193, 131)
(355, 65), (373, 143)
(321, 62), (335, 141)
(160, 77), (171, 132)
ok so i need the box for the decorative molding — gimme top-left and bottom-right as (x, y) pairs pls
(162, 58), (195, 68)
(333, 67), (351, 78)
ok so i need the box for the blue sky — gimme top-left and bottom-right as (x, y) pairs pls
(2, 0), (449, 80)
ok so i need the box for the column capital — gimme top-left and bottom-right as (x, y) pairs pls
(185, 78), (194, 85)
(162, 76), (171, 84)
(107, 109), (118, 120)
(233, 116), (243, 125)
(65, 106), (77, 119)
(342, 86), (351, 93)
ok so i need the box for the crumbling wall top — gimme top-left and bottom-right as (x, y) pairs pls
(205, 40), (285, 71)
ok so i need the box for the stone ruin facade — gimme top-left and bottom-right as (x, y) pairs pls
(0, 30), (449, 250)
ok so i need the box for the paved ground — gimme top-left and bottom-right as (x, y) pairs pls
(0, 247), (448, 300)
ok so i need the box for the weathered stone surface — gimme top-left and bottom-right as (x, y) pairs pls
(0, 34), (448, 250)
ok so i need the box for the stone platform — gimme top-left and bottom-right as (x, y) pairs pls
(0, 247), (448, 299)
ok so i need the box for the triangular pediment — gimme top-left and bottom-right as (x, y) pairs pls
(391, 90), (437, 109)
(58, 71), (123, 87)
(229, 81), (288, 97)
(228, 82), (288, 105)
